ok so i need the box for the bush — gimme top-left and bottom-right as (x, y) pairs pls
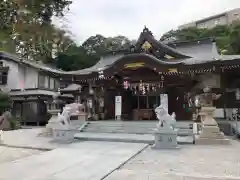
(0, 92), (12, 115)
(9, 116), (21, 130)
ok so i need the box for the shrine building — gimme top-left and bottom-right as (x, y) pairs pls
(1, 27), (240, 125)
(59, 27), (240, 121)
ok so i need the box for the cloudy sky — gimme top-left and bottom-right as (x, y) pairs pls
(54, 0), (240, 44)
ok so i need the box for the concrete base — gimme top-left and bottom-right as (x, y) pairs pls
(195, 106), (230, 145)
(195, 125), (230, 145)
(52, 128), (75, 143)
(41, 110), (61, 137)
(152, 128), (179, 149)
(195, 136), (230, 145)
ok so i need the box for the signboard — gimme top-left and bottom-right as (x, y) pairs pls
(124, 62), (145, 69)
(160, 94), (168, 114)
(168, 68), (178, 73)
(115, 96), (122, 120)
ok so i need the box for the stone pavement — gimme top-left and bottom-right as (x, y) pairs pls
(105, 140), (240, 180)
(0, 146), (42, 163)
(0, 141), (147, 180)
(1, 129), (240, 180)
(0, 128), (74, 150)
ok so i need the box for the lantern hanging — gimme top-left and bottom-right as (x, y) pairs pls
(142, 85), (146, 95)
(139, 81), (143, 92)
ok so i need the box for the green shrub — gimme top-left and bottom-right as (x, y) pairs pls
(9, 116), (21, 130)
(0, 92), (12, 115)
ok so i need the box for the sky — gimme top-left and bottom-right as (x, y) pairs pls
(53, 0), (240, 44)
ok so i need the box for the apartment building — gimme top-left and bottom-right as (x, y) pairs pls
(179, 8), (240, 29)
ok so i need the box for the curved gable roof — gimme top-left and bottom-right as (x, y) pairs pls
(135, 27), (191, 59)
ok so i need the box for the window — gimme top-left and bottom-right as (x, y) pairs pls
(234, 13), (239, 19)
(0, 72), (7, 85)
(198, 23), (206, 29)
(54, 80), (60, 90)
(38, 74), (50, 89)
(49, 78), (55, 89)
(215, 19), (220, 25)
(38, 74), (45, 88)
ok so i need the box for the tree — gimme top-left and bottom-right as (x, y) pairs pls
(0, 0), (73, 61)
(54, 35), (133, 71)
(82, 34), (107, 55)
(55, 45), (98, 71)
(0, 92), (12, 115)
(229, 21), (240, 54)
(104, 36), (132, 51)
(160, 23), (240, 55)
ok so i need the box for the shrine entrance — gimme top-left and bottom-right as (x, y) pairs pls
(168, 87), (192, 121)
(103, 65), (192, 121)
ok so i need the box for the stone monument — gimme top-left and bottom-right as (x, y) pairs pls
(51, 106), (76, 143)
(0, 111), (12, 144)
(41, 94), (62, 137)
(152, 105), (178, 149)
(195, 87), (230, 145)
(64, 103), (87, 126)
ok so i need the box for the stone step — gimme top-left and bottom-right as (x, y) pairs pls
(74, 133), (194, 145)
(86, 123), (156, 127)
(81, 121), (194, 136)
(85, 123), (192, 129)
(82, 127), (193, 136)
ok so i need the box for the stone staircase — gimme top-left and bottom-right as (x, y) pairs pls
(79, 121), (194, 136)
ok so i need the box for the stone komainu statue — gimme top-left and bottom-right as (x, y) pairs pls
(155, 105), (176, 129)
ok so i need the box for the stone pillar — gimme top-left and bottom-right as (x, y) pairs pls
(195, 106), (230, 145)
(41, 94), (61, 137)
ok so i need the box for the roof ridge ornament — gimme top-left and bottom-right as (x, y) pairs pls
(143, 26), (153, 36)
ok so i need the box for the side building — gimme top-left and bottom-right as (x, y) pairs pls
(179, 8), (240, 29)
(0, 52), (74, 125)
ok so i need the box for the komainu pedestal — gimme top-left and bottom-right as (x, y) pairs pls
(42, 109), (61, 137)
(195, 107), (230, 145)
(152, 105), (178, 149)
(152, 127), (178, 149)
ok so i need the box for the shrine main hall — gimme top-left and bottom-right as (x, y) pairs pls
(2, 27), (240, 124)
(59, 27), (240, 121)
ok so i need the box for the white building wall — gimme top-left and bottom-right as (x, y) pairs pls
(22, 65), (38, 89)
(0, 59), (38, 90)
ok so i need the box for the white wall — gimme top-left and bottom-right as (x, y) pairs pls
(0, 59), (38, 90)
(0, 59), (19, 90)
(18, 64), (38, 89)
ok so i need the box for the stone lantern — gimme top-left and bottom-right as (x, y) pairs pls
(195, 87), (230, 145)
(42, 92), (62, 136)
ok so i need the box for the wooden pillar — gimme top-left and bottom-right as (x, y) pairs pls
(137, 95), (140, 109)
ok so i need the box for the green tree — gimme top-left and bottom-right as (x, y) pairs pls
(0, 0), (73, 61)
(229, 21), (240, 54)
(160, 23), (240, 55)
(0, 92), (12, 115)
(55, 45), (98, 71)
(54, 35), (133, 71)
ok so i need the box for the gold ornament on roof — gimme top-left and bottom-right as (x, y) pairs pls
(142, 41), (152, 51)
(165, 54), (174, 59)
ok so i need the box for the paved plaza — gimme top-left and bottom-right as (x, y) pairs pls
(0, 129), (240, 180)
(105, 141), (240, 180)
(0, 141), (147, 180)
